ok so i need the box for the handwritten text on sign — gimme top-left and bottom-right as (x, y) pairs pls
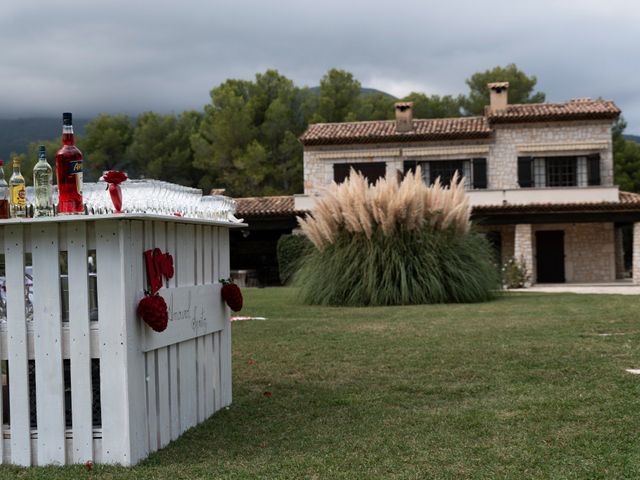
(141, 284), (226, 352)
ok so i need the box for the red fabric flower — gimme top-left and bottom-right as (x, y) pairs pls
(138, 294), (169, 332)
(221, 279), (243, 312)
(102, 170), (128, 184)
(161, 253), (174, 280)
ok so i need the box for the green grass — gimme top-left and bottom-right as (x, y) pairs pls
(4, 289), (640, 479)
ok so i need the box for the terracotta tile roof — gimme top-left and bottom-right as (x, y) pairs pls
(235, 195), (297, 217)
(299, 117), (491, 146)
(619, 191), (640, 203)
(486, 99), (620, 123)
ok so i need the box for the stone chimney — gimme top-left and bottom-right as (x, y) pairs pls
(487, 82), (509, 112)
(395, 102), (414, 133)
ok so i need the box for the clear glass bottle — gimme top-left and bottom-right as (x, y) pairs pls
(9, 157), (26, 218)
(33, 145), (53, 217)
(55, 112), (84, 214)
(0, 159), (9, 219)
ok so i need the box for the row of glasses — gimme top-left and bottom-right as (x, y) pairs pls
(82, 179), (236, 221)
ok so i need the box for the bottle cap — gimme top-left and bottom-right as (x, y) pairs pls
(63, 112), (72, 125)
(39, 145), (46, 156)
(13, 158), (20, 166)
(0, 159), (3, 167)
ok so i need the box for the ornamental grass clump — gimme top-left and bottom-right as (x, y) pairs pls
(295, 168), (498, 306)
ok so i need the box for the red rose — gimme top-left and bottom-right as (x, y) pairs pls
(221, 279), (243, 312)
(102, 170), (128, 185)
(138, 294), (169, 332)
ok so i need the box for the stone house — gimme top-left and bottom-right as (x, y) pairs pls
(289, 82), (640, 284)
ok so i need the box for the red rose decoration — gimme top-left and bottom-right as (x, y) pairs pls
(102, 170), (128, 185)
(221, 278), (243, 312)
(138, 294), (169, 332)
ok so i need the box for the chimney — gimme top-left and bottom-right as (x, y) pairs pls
(394, 102), (414, 133)
(487, 82), (509, 112)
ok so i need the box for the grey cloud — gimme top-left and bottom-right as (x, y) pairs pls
(0, 0), (639, 132)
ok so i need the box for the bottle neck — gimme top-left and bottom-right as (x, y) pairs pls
(12, 165), (21, 175)
(62, 125), (75, 146)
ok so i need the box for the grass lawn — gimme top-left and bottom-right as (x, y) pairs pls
(3, 289), (640, 479)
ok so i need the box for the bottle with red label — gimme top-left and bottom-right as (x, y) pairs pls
(0, 159), (9, 219)
(55, 112), (84, 214)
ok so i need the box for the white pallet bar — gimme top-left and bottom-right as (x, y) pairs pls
(0, 214), (243, 466)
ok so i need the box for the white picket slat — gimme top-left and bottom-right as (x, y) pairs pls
(142, 221), (158, 452)
(66, 222), (93, 463)
(197, 335), (206, 422)
(153, 221), (171, 448)
(32, 223), (65, 464)
(4, 225), (31, 466)
(176, 224), (197, 430)
(169, 344), (180, 440)
(96, 220), (132, 464)
(218, 228), (232, 407)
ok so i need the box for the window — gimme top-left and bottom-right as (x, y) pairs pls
(429, 160), (465, 187)
(518, 154), (601, 188)
(546, 157), (577, 187)
(333, 162), (386, 185)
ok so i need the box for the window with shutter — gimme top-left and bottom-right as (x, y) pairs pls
(587, 154), (601, 186)
(333, 162), (386, 185)
(518, 157), (534, 188)
(472, 158), (487, 189)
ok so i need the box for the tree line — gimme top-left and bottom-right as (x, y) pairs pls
(7, 64), (640, 194)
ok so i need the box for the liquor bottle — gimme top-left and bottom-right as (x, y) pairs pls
(33, 145), (53, 217)
(9, 157), (26, 218)
(55, 112), (84, 214)
(0, 160), (9, 219)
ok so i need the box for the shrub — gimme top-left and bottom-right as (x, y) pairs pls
(501, 256), (530, 289)
(295, 169), (499, 306)
(277, 234), (312, 284)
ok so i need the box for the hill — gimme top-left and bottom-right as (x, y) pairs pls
(0, 117), (89, 161)
(624, 134), (640, 144)
(308, 86), (397, 99)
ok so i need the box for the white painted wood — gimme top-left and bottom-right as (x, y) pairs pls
(176, 224), (197, 430)
(213, 332), (222, 412)
(153, 221), (171, 448)
(204, 332), (215, 416)
(195, 225), (203, 286)
(4, 225), (31, 465)
(32, 223), (66, 464)
(96, 220), (131, 464)
(212, 228), (220, 282)
(218, 228), (233, 407)
(123, 220), (149, 465)
(141, 284), (225, 352)
(142, 221), (158, 453)
(197, 335), (206, 422)
(66, 222), (93, 463)
(168, 344), (180, 440)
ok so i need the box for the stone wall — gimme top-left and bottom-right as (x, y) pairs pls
(489, 121), (614, 189)
(513, 223), (615, 283)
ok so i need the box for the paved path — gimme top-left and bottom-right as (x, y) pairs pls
(510, 282), (640, 295)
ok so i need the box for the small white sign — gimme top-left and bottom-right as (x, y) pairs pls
(141, 284), (227, 352)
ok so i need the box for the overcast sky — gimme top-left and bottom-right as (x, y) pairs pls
(1, 0), (640, 133)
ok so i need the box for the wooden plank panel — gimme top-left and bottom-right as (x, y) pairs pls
(153, 221), (171, 448)
(4, 225), (31, 465)
(142, 221), (158, 452)
(176, 224), (197, 431)
(168, 344), (180, 440)
(204, 332), (215, 417)
(32, 223), (65, 464)
(218, 228), (232, 407)
(96, 220), (132, 464)
(123, 220), (149, 465)
(212, 228), (219, 282)
(203, 227), (213, 284)
(66, 222), (93, 463)
(165, 223), (180, 440)
(197, 335), (206, 422)
(213, 332), (221, 412)
(195, 225), (203, 286)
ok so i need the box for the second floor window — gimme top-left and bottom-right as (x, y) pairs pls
(518, 154), (600, 188)
(403, 158), (487, 189)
